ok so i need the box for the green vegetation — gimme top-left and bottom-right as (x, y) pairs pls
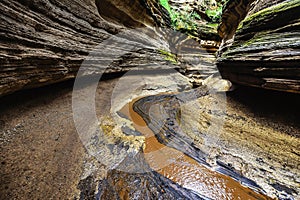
(237, 0), (300, 31)
(158, 49), (178, 64)
(157, 1), (227, 68)
(207, 23), (219, 28)
(159, 0), (225, 36)
(172, 10), (199, 33)
(159, 0), (200, 32)
(159, 0), (173, 18)
(205, 6), (222, 23)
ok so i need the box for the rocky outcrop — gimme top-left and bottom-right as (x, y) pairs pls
(217, 0), (255, 42)
(95, 0), (171, 28)
(95, 0), (154, 28)
(0, 0), (172, 96)
(217, 0), (300, 93)
(0, 0), (230, 97)
(0, 0), (110, 96)
(86, 154), (204, 200)
(178, 88), (300, 199)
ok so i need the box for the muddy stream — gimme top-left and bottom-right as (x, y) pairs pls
(120, 91), (273, 200)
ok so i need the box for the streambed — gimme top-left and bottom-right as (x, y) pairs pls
(120, 93), (272, 200)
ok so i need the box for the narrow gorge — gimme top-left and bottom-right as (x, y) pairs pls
(0, 0), (299, 200)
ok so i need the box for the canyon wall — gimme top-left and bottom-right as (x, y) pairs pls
(217, 0), (300, 93)
(0, 0), (171, 96)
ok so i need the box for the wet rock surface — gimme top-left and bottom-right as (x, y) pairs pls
(131, 85), (300, 199)
(90, 153), (205, 200)
(1, 68), (299, 199)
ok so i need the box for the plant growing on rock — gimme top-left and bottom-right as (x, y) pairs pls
(159, 0), (226, 38)
(158, 49), (178, 64)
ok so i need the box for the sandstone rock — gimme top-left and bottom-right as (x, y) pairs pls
(202, 74), (232, 91)
(0, 0), (171, 96)
(178, 89), (300, 199)
(217, 0), (300, 93)
(110, 70), (192, 114)
(217, 0), (255, 42)
(0, 0), (229, 97)
(0, 0), (109, 96)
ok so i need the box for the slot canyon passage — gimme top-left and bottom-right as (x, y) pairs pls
(0, 0), (300, 199)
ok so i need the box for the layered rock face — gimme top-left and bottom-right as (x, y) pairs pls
(1, 0), (299, 95)
(0, 0), (172, 96)
(0, 0), (111, 96)
(217, 0), (300, 93)
(0, 0), (229, 96)
(217, 0), (255, 42)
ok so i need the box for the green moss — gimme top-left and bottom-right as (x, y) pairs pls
(172, 10), (199, 32)
(159, 0), (176, 21)
(205, 6), (223, 23)
(207, 23), (219, 28)
(159, 0), (226, 39)
(159, 0), (214, 34)
(158, 49), (178, 64)
(238, 0), (300, 31)
(159, 0), (171, 12)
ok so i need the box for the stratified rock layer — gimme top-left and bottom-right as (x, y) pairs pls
(217, 0), (255, 42)
(217, 0), (300, 93)
(0, 0), (109, 96)
(0, 0), (171, 96)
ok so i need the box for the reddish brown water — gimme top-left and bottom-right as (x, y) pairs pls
(121, 99), (273, 200)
